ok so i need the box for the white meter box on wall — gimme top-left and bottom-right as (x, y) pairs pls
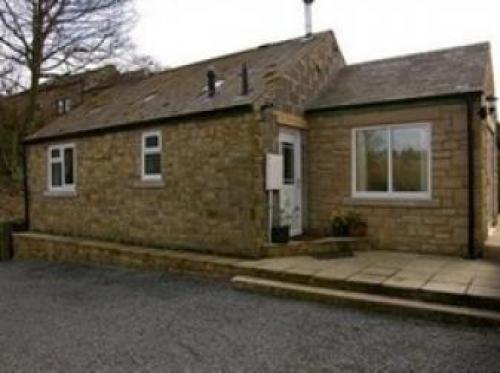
(266, 153), (283, 191)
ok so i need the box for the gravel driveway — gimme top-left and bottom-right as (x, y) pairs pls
(0, 261), (498, 372)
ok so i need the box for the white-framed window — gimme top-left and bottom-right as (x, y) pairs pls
(48, 143), (76, 192)
(352, 123), (432, 199)
(141, 131), (162, 181)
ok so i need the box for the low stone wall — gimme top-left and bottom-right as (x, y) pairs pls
(14, 232), (243, 279)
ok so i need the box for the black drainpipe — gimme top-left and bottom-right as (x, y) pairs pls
(466, 94), (477, 259)
(22, 142), (30, 230)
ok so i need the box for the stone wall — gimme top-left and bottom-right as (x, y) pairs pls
(272, 32), (345, 115)
(27, 110), (267, 258)
(258, 32), (345, 233)
(472, 57), (498, 252)
(474, 97), (498, 252)
(307, 99), (471, 256)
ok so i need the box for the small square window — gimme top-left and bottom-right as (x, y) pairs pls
(51, 148), (61, 159)
(145, 135), (159, 149)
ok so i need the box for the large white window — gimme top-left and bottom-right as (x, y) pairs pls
(48, 144), (76, 192)
(352, 123), (431, 199)
(141, 131), (162, 181)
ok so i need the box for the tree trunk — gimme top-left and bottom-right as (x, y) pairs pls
(25, 0), (43, 136)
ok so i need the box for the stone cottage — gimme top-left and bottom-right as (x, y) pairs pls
(22, 30), (498, 258)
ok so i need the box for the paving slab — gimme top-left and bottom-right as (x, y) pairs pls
(314, 265), (366, 281)
(467, 285), (500, 299)
(281, 266), (322, 277)
(475, 271), (500, 282)
(422, 281), (468, 295)
(391, 269), (435, 281)
(403, 260), (450, 273)
(285, 259), (335, 272)
(347, 273), (388, 285)
(360, 266), (400, 277)
(383, 275), (428, 290)
(471, 277), (500, 289)
(430, 272), (475, 285)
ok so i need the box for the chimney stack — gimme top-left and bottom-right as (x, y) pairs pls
(303, 0), (315, 37)
(207, 68), (216, 98)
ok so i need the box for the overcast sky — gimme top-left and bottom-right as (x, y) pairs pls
(132, 0), (499, 89)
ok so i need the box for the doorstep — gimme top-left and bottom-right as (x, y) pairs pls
(263, 236), (371, 258)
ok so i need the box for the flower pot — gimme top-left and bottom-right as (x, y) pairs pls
(331, 223), (349, 237)
(349, 222), (367, 237)
(272, 226), (290, 244)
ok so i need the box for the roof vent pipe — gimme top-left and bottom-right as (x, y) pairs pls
(207, 68), (216, 98)
(241, 63), (250, 96)
(303, 0), (315, 37)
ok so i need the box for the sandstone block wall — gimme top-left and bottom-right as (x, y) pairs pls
(27, 111), (267, 257)
(308, 100), (471, 256)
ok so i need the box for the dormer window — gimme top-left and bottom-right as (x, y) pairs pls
(56, 98), (72, 115)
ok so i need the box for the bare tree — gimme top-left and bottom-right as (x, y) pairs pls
(0, 0), (136, 132)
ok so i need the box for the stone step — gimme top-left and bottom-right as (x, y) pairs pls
(484, 245), (500, 263)
(236, 263), (500, 312)
(264, 237), (370, 258)
(232, 276), (500, 327)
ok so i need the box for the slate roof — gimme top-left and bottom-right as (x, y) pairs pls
(308, 43), (491, 111)
(27, 32), (332, 142)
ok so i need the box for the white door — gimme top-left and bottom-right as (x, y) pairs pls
(279, 128), (303, 237)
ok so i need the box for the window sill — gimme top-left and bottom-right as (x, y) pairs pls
(343, 197), (440, 208)
(44, 190), (77, 198)
(133, 180), (165, 189)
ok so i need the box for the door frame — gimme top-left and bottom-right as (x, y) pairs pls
(278, 127), (303, 237)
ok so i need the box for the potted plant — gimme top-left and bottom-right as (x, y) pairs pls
(330, 210), (367, 237)
(272, 209), (291, 244)
(330, 212), (349, 237)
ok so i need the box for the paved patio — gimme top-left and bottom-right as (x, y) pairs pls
(239, 251), (500, 300)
